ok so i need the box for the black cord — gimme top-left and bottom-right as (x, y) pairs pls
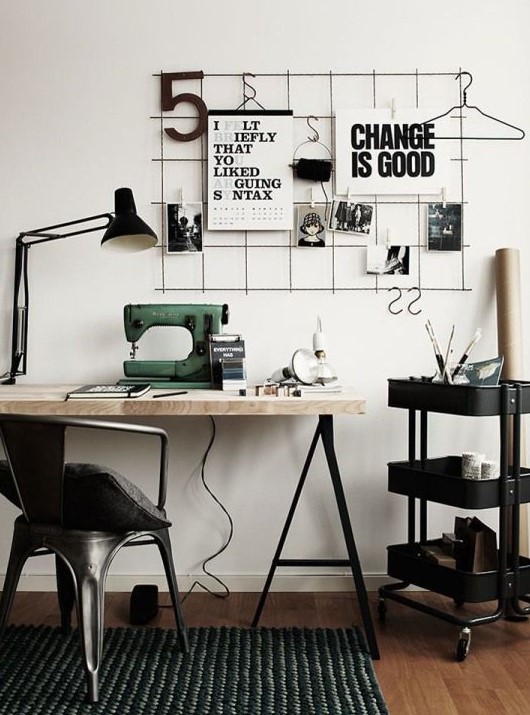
(321, 180), (330, 223)
(181, 416), (233, 602)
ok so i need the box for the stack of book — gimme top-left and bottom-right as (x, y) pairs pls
(209, 334), (247, 391)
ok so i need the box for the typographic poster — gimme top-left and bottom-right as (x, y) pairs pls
(207, 111), (293, 230)
(335, 109), (451, 195)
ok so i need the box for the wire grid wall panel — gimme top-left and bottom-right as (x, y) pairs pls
(151, 70), (469, 294)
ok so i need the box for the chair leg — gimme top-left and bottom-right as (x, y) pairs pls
(0, 524), (40, 638)
(75, 570), (104, 704)
(55, 554), (76, 634)
(155, 529), (189, 653)
(51, 534), (122, 704)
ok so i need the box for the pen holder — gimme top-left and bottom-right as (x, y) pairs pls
(432, 363), (469, 386)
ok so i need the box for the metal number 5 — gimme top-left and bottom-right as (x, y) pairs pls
(161, 71), (208, 142)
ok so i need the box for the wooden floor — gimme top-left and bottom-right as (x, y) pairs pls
(8, 589), (530, 714)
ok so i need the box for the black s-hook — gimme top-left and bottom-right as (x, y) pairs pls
(388, 287), (403, 315)
(407, 287), (422, 315)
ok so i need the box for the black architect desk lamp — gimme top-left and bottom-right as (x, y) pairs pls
(2, 187), (157, 385)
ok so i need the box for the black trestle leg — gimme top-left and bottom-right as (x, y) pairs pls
(252, 414), (379, 660)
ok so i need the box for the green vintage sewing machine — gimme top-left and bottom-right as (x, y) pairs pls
(119, 303), (229, 388)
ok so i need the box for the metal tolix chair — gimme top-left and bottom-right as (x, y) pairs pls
(0, 414), (189, 703)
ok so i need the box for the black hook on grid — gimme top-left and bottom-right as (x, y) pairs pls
(307, 116), (320, 142)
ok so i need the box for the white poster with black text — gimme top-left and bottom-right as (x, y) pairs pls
(208, 111), (293, 230)
(335, 109), (451, 195)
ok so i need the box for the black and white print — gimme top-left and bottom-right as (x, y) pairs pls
(367, 244), (410, 275)
(427, 203), (462, 251)
(296, 205), (327, 247)
(167, 202), (203, 253)
(329, 200), (374, 235)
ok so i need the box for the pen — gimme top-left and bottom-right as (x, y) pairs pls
(451, 328), (482, 378)
(152, 391), (188, 399)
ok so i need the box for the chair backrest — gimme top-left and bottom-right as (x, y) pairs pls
(0, 414), (171, 532)
(0, 416), (68, 525)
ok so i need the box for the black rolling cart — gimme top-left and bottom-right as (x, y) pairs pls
(378, 377), (530, 660)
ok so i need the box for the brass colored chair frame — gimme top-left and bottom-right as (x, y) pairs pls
(0, 414), (189, 703)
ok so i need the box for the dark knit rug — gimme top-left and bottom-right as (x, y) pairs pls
(0, 625), (388, 714)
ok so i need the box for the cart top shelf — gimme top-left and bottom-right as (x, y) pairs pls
(388, 378), (530, 416)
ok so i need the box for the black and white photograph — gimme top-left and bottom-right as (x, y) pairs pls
(367, 244), (410, 275)
(296, 205), (327, 247)
(427, 202), (462, 251)
(167, 202), (203, 253)
(329, 200), (374, 234)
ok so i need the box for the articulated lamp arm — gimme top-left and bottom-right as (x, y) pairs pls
(3, 214), (114, 385)
(1, 188), (158, 385)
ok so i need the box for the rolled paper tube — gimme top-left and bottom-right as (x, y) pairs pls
(495, 248), (524, 380)
(495, 247), (528, 556)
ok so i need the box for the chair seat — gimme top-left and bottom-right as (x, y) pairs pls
(0, 461), (170, 532)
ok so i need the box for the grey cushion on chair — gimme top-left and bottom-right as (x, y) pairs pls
(0, 460), (170, 531)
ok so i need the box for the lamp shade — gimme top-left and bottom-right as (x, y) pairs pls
(101, 187), (158, 251)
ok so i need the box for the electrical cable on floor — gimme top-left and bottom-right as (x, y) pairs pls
(181, 415), (233, 602)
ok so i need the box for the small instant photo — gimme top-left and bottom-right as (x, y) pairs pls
(367, 244), (410, 275)
(427, 203), (462, 251)
(167, 202), (203, 254)
(296, 205), (327, 247)
(329, 200), (374, 235)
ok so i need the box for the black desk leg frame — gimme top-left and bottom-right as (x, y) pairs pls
(251, 414), (380, 660)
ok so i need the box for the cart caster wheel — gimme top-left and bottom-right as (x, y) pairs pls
(456, 628), (471, 661)
(378, 598), (387, 622)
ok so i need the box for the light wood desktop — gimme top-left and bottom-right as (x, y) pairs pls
(0, 384), (378, 659)
(0, 384), (365, 417)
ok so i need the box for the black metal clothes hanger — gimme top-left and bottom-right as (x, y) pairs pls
(423, 71), (525, 141)
(292, 116), (333, 161)
(292, 116), (333, 185)
(235, 72), (266, 111)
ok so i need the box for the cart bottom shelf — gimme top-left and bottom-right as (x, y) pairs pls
(387, 541), (530, 603)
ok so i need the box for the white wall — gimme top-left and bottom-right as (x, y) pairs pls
(1, 0), (529, 591)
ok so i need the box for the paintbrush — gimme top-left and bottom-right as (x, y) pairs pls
(451, 328), (482, 379)
(425, 320), (445, 377)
